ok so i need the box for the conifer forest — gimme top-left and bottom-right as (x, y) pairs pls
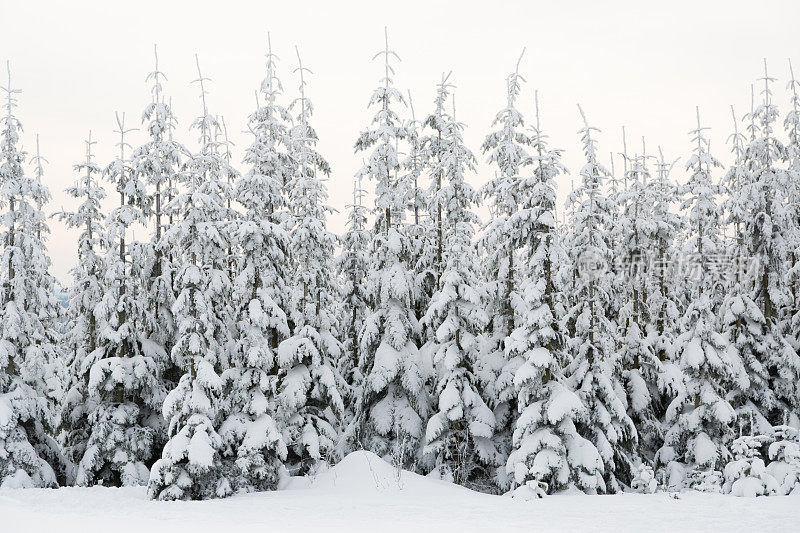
(2, 3), (800, 530)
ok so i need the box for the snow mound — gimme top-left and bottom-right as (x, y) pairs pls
(283, 450), (458, 494)
(3, 454), (800, 532)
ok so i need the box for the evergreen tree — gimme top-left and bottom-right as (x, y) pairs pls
(76, 114), (166, 486)
(416, 72), (454, 343)
(148, 57), (234, 500)
(736, 63), (800, 428)
(336, 176), (370, 413)
(422, 87), (495, 488)
(475, 51), (534, 483)
(0, 64), (64, 488)
(218, 35), (292, 493)
(402, 91), (429, 327)
(131, 46), (187, 386)
(782, 60), (800, 378)
(720, 100), (774, 434)
(57, 132), (107, 484)
(506, 92), (604, 496)
(616, 142), (681, 463)
(563, 107), (637, 492)
(657, 109), (749, 486)
(275, 48), (344, 475)
(354, 30), (430, 468)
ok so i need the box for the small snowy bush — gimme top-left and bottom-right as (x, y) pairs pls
(631, 463), (658, 493)
(723, 435), (778, 497)
(766, 425), (800, 495)
(687, 468), (723, 493)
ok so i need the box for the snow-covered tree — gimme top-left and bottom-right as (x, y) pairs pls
(0, 65), (64, 488)
(402, 91), (429, 325)
(57, 131), (107, 484)
(275, 47), (344, 476)
(131, 47), (187, 385)
(766, 424), (800, 495)
(416, 71), (455, 343)
(475, 51), (534, 484)
(506, 92), (604, 496)
(657, 109), (746, 485)
(720, 101), (775, 435)
(148, 57), (235, 500)
(219, 36), (292, 493)
(613, 141), (681, 463)
(733, 64), (800, 429)
(421, 87), (495, 488)
(563, 107), (637, 493)
(75, 113), (166, 487)
(659, 292), (748, 485)
(723, 435), (778, 496)
(336, 176), (370, 410)
(354, 30), (430, 469)
(782, 60), (800, 386)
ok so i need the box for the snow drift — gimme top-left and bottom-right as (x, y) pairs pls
(2, 450), (800, 533)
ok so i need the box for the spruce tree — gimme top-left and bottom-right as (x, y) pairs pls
(563, 107), (637, 493)
(354, 29), (430, 468)
(336, 177), (370, 414)
(275, 48), (344, 475)
(737, 63), (800, 428)
(0, 65), (64, 487)
(506, 93), (604, 497)
(57, 131), (107, 484)
(131, 46), (187, 387)
(475, 51), (534, 481)
(76, 113), (166, 486)
(218, 36), (291, 492)
(416, 72), (454, 344)
(147, 57), (234, 500)
(658, 109), (749, 487)
(402, 91), (429, 327)
(720, 100), (774, 434)
(616, 142), (682, 463)
(421, 87), (496, 488)
(783, 60), (800, 381)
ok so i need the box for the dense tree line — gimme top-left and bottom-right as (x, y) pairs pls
(1, 39), (800, 500)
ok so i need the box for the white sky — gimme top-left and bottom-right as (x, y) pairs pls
(2, 0), (799, 285)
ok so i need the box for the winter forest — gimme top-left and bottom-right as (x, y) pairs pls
(3, 19), (800, 524)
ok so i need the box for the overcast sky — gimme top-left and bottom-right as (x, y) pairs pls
(2, 0), (799, 284)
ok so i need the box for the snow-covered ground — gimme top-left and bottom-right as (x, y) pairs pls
(1, 451), (797, 533)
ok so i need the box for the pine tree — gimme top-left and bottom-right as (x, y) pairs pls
(782, 60), (800, 383)
(616, 141), (682, 463)
(475, 51), (534, 484)
(416, 72), (454, 343)
(720, 100), (774, 434)
(57, 131), (107, 484)
(76, 113), (166, 487)
(218, 35), (292, 493)
(506, 92), (604, 496)
(421, 87), (495, 488)
(336, 177), (370, 413)
(354, 30), (430, 468)
(736, 63), (800, 428)
(147, 57), (234, 500)
(0, 64), (64, 488)
(563, 107), (637, 493)
(275, 47), (344, 476)
(131, 46), (187, 387)
(657, 109), (749, 486)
